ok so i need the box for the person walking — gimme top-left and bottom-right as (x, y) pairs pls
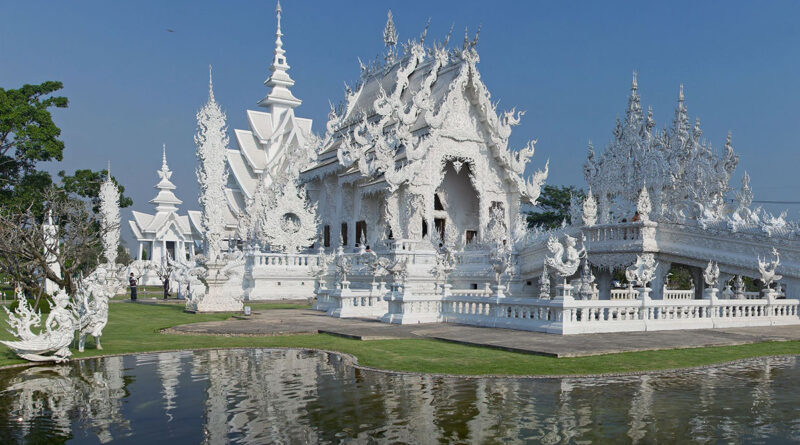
(163, 277), (170, 300)
(129, 273), (137, 301)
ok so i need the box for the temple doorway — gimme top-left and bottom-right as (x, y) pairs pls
(435, 161), (479, 245)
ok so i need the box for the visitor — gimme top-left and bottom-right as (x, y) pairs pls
(163, 277), (170, 300)
(129, 273), (137, 301)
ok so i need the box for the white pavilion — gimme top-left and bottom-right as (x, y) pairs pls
(129, 145), (203, 273)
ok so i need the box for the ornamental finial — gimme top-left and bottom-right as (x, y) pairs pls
(107, 160), (111, 180)
(161, 143), (168, 171)
(208, 64), (215, 101)
(383, 10), (398, 48)
(631, 71), (638, 91)
(679, 83), (684, 103)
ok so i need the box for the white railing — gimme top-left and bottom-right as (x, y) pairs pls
(449, 289), (493, 298)
(610, 288), (638, 300)
(583, 222), (654, 243)
(250, 252), (319, 267)
(663, 288), (695, 300)
(439, 294), (800, 334)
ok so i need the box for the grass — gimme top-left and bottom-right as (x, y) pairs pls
(1, 303), (799, 376)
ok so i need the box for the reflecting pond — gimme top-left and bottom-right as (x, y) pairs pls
(1, 349), (799, 444)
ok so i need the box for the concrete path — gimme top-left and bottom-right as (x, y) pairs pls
(168, 309), (800, 357)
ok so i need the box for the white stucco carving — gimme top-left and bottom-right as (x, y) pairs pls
(1, 290), (77, 363)
(99, 164), (120, 266)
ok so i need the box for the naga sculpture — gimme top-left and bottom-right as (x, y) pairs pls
(1, 290), (77, 363)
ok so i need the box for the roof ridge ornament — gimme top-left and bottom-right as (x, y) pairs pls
(383, 10), (398, 62)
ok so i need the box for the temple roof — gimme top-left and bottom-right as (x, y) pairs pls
(149, 144), (182, 212)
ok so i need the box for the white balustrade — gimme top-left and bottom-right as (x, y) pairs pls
(610, 288), (638, 300)
(663, 288), (695, 300)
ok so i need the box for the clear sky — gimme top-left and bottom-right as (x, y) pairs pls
(2, 1), (799, 247)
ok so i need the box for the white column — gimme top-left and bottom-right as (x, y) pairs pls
(138, 242), (143, 260)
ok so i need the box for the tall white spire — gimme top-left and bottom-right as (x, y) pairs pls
(151, 144), (182, 212)
(258, 0), (301, 112)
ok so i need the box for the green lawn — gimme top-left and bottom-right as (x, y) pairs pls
(1, 303), (799, 376)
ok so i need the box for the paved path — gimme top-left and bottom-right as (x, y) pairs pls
(168, 309), (800, 357)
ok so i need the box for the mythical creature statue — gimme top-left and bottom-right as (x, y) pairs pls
(703, 261), (720, 287)
(625, 253), (658, 287)
(544, 234), (585, 279)
(1, 290), (77, 363)
(577, 257), (597, 300)
(74, 265), (120, 352)
(757, 248), (782, 290)
(334, 246), (352, 283)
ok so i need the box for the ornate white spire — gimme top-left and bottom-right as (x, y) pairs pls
(99, 160), (121, 265)
(258, 0), (301, 111)
(196, 70), (230, 262)
(150, 144), (182, 212)
(383, 10), (398, 49)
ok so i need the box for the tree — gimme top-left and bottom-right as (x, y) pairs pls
(0, 188), (109, 306)
(526, 185), (585, 229)
(0, 81), (133, 306)
(0, 81), (68, 205)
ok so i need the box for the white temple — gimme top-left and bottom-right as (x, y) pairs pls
(169, 4), (800, 332)
(128, 145), (203, 284)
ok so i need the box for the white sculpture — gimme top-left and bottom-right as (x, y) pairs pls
(703, 261), (720, 287)
(1, 290), (77, 363)
(544, 235), (584, 279)
(99, 163), (121, 265)
(74, 265), (119, 352)
(625, 253), (657, 287)
(582, 188), (597, 227)
(539, 263), (551, 299)
(334, 245), (352, 284)
(195, 66), (230, 263)
(636, 185), (651, 221)
(757, 248), (782, 290)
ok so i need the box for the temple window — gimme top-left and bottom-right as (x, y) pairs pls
(341, 223), (348, 246)
(323, 225), (330, 248)
(434, 193), (444, 210)
(466, 230), (477, 244)
(434, 218), (445, 241)
(355, 220), (367, 246)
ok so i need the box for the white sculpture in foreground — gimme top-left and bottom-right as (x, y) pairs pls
(758, 248), (782, 291)
(74, 265), (121, 352)
(1, 290), (77, 363)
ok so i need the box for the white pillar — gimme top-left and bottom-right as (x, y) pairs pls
(138, 242), (143, 260)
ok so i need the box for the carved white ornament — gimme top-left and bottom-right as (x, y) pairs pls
(258, 180), (319, 253)
(1, 290), (76, 363)
(582, 188), (597, 227)
(99, 166), (120, 265)
(625, 253), (657, 287)
(195, 66), (230, 262)
(703, 261), (720, 287)
(545, 234), (584, 278)
(757, 248), (782, 289)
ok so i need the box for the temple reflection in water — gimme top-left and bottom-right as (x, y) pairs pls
(0, 350), (799, 444)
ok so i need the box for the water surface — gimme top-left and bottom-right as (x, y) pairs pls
(0, 349), (799, 444)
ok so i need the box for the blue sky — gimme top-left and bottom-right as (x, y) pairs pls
(2, 1), (799, 246)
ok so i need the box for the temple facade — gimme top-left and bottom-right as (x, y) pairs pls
(129, 145), (203, 284)
(175, 4), (800, 333)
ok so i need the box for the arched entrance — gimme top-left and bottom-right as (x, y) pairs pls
(433, 161), (480, 245)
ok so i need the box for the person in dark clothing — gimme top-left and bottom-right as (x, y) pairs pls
(163, 277), (170, 300)
(129, 273), (137, 301)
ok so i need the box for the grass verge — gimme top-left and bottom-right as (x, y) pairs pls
(1, 303), (799, 376)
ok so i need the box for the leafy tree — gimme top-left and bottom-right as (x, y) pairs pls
(0, 81), (133, 305)
(526, 185), (585, 229)
(0, 81), (68, 205)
